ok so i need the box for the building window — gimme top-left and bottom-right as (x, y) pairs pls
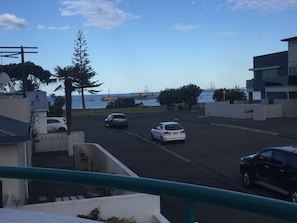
(267, 92), (287, 99)
(289, 92), (297, 99)
(262, 69), (278, 81)
(289, 66), (297, 76)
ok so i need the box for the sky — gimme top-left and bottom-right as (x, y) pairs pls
(0, 0), (297, 95)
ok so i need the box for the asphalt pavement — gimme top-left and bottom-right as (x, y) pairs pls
(29, 111), (297, 222)
(165, 111), (297, 141)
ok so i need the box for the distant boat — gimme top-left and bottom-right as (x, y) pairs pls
(101, 96), (118, 101)
(101, 89), (118, 101)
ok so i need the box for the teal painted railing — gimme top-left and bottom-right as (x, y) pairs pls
(0, 166), (297, 223)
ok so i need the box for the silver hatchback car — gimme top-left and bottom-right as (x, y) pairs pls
(104, 113), (128, 128)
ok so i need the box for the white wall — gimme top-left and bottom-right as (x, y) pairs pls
(274, 99), (297, 118)
(205, 102), (253, 119)
(73, 143), (137, 177)
(33, 111), (47, 134)
(21, 194), (163, 223)
(68, 132), (85, 156)
(21, 142), (169, 223)
(253, 104), (283, 120)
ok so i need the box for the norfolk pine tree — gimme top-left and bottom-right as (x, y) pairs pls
(72, 30), (103, 109)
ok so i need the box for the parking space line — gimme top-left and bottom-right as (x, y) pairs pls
(123, 130), (193, 163)
(210, 123), (279, 136)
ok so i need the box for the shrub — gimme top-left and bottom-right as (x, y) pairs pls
(106, 97), (136, 109)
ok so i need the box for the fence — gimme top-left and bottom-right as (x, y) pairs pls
(34, 133), (68, 153)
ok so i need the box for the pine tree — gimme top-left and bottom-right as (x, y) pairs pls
(72, 30), (103, 109)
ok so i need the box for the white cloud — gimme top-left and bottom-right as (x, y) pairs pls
(38, 24), (70, 30)
(227, 0), (297, 11)
(172, 23), (200, 32)
(0, 13), (25, 30)
(37, 24), (46, 30)
(60, 0), (137, 30)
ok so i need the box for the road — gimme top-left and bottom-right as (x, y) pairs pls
(71, 111), (297, 223)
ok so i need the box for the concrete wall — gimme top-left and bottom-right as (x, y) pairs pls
(21, 142), (169, 223)
(274, 99), (297, 118)
(253, 104), (283, 120)
(0, 98), (31, 122)
(73, 143), (137, 195)
(68, 132), (85, 156)
(205, 101), (289, 120)
(73, 143), (137, 177)
(21, 194), (166, 223)
(205, 102), (253, 119)
(33, 111), (47, 134)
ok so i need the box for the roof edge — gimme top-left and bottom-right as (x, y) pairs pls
(281, 36), (297, 42)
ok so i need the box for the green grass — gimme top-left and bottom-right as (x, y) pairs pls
(68, 106), (168, 117)
(67, 104), (205, 117)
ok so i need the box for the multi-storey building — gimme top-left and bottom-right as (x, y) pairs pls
(247, 36), (297, 102)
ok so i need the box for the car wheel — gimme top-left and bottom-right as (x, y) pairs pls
(290, 187), (297, 203)
(161, 137), (166, 144)
(151, 133), (155, 140)
(105, 122), (109, 127)
(242, 171), (253, 187)
(58, 127), (66, 132)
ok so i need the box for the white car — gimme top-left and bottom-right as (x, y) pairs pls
(46, 117), (68, 133)
(151, 121), (186, 144)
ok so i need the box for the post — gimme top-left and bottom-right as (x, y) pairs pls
(21, 46), (26, 98)
(184, 199), (195, 223)
(65, 77), (72, 135)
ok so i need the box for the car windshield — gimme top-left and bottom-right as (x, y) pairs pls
(165, 124), (182, 130)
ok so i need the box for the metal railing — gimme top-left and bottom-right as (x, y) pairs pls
(0, 166), (297, 223)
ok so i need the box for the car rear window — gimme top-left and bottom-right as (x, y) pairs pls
(113, 115), (126, 119)
(165, 124), (182, 130)
(47, 119), (59, 124)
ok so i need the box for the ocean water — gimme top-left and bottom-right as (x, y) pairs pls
(64, 91), (215, 109)
(70, 94), (160, 109)
(55, 90), (258, 109)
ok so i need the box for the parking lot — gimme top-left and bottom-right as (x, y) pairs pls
(70, 111), (297, 223)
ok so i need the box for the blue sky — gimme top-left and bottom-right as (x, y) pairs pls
(1, 0), (297, 95)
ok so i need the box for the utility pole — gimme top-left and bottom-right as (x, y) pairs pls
(0, 46), (38, 98)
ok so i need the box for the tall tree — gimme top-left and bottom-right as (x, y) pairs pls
(54, 66), (75, 134)
(3, 61), (52, 91)
(72, 30), (103, 109)
(212, 88), (247, 102)
(157, 84), (201, 110)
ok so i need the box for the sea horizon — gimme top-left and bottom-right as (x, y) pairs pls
(49, 90), (258, 110)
